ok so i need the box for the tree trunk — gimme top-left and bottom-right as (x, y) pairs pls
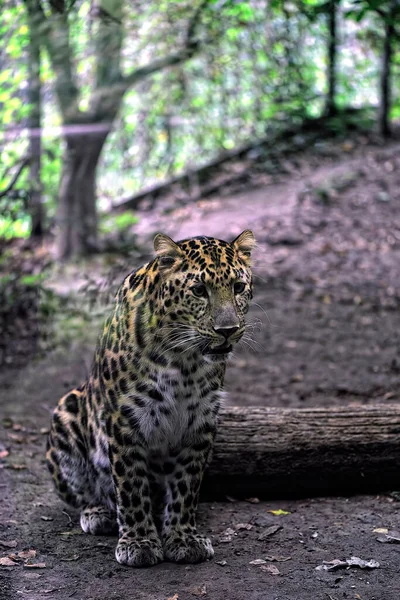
(325, 0), (338, 117)
(26, 0), (43, 237)
(378, 17), (394, 138)
(201, 405), (400, 499)
(56, 127), (109, 259)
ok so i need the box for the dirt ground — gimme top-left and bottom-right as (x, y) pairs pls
(1, 136), (400, 599)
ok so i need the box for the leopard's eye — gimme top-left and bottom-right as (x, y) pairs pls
(234, 281), (246, 294)
(192, 284), (208, 298)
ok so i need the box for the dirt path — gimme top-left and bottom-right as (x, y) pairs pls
(1, 387), (400, 600)
(1, 138), (400, 599)
(135, 139), (400, 408)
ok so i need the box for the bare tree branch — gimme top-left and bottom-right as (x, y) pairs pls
(122, 0), (208, 89)
(87, 0), (209, 121)
(185, 0), (209, 45)
(0, 157), (32, 200)
(24, 0), (80, 122)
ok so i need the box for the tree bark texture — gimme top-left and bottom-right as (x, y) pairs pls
(378, 19), (394, 138)
(26, 4), (43, 237)
(201, 406), (400, 499)
(325, 0), (338, 117)
(56, 128), (109, 259)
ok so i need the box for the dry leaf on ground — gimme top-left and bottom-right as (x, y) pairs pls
(376, 532), (400, 544)
(260, 564), (280, 575)
(0, 557), (18, 566)
(258, 525), (282, 540)
(40, 516), (53, 522)
(24, 562), (46, 569)
(167, 595), (179, 600)
(235, 523), (253, 531)
(0, 450), (9, 459)
(219, 527), (235, 543)
(264, 555), (291, 562)
(316, 556), (380, 571)
(225, 496), (237, 503)
(191, 584), (207, 596)
(14, 550), (37, 560)
(245, 497), (260, 504)
(268, 509), (291, 516)
(249, 559), (267, 565)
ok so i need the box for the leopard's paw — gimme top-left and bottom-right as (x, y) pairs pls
(80, 506), (118, 536)
(164, 533), (214, 563)
(115, 535), (163, 567)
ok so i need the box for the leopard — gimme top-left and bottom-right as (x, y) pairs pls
(46, 230), (256, 567)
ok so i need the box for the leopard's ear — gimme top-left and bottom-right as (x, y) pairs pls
(154, 233), (183, 269)
(231, 230), (256, 264)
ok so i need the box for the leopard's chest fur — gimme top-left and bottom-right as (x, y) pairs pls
(121, 363), (223, 452)
(88, 355), (224, 503)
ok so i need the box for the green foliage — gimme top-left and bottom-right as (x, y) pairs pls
(0, 194), (31, 240)
(0, 0), (397, 246)
(99, 211), (139, 235)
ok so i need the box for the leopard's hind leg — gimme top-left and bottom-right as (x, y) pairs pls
(46, 388), (117, 536)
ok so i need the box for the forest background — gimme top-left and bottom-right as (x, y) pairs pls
(1, 0), (399, 258)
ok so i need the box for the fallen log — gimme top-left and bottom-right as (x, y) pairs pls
(202, 405), (400, 499)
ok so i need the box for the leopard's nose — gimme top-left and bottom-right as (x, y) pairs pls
(214, 325), (240, 341)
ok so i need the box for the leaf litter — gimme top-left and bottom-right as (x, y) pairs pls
(264, 555), (291, 562)
(0, 548), (46, 569)
(268, 509), (291, 516)
(260, 564), (280, 575)
(257, 524), (282, 540)
(191, 584), (207, 596)
(234, 523), (253, 531)
(0, 557), (19, 566)
(315, 556), (380, 571)
(219, 527), (236, 543)
(376, 531), (400, 544)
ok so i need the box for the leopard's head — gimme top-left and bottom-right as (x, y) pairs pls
(153, 230), (256, 362)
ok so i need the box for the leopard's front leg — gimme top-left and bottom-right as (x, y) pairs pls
(162, 427), (215, 564)
(108, 420), (163, 567)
